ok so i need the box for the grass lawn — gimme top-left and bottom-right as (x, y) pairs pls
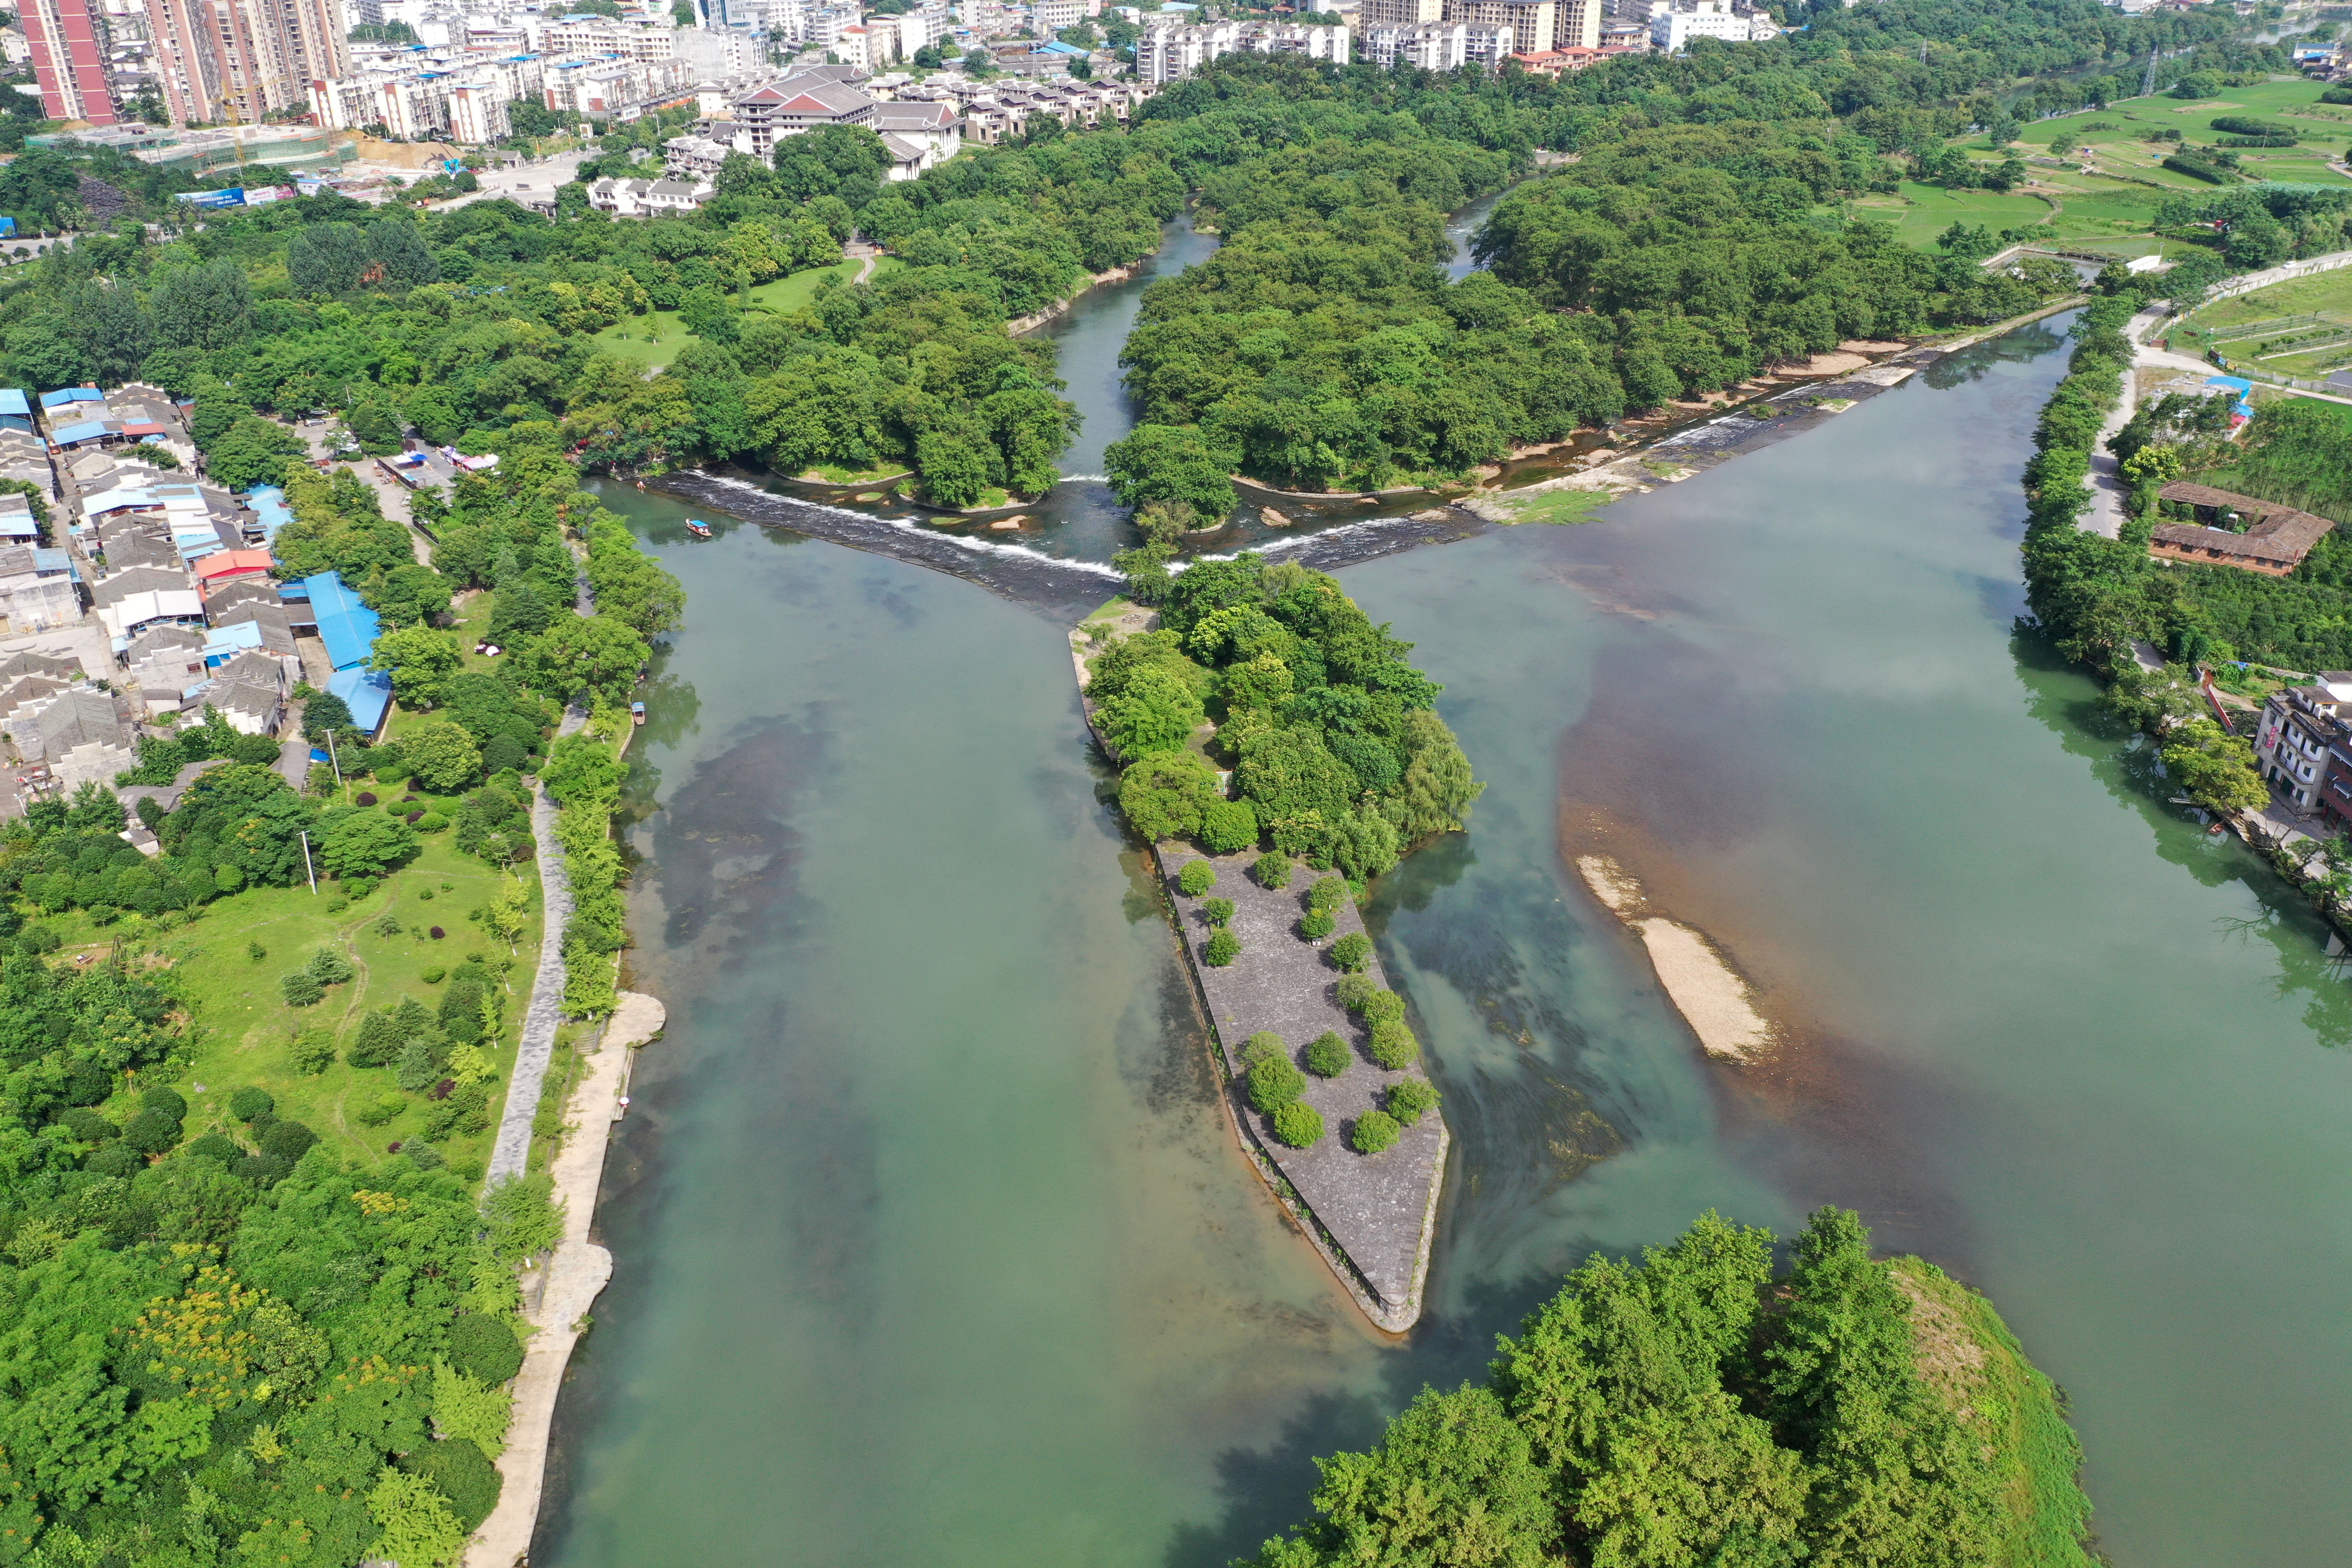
(2006, 80), (2352, 190)
(590, 255), (906, 368)
(1870, 182), (2055, 249)
(73, 830), (544, 1181)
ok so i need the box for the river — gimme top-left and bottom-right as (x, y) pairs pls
(534, 269), (2352, 1562)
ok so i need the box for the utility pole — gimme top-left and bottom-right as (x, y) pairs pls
(298, 829), (317, 893)
(324, 728), (346, 802)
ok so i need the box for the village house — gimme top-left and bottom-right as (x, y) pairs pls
(2147, 481), (2337, 577)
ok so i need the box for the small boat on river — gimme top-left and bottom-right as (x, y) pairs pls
(685, 519), (713, 539)
(631, 701), (646, 726)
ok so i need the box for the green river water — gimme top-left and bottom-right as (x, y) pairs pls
(534, 318), (2352, 1567)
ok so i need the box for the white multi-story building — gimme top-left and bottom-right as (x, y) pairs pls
(1135, 19), (1347, 84)
(543, 17), (678, 60)
(1034, 0), (1082, 31)
(1361, 20), (1465, 68)
(1461, 20), (1510, 64)
(1649, 0), (1749, 49)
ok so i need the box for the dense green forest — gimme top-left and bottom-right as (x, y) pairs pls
(1092, 554), (1482, 879)
(0, 0), (2287, 512)
(1244, 1210), (2093, 1568)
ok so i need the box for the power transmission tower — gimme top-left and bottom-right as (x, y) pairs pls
(2141, 48), (2159, 99)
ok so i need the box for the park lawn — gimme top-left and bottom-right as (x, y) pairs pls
(589, 256), (906, 368)
(73, 830), (544, 1179)
(1889, 181), (2054, 248)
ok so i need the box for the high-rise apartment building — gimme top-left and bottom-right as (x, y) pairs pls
(1357, 0), (1442, 27)
(144, 0), (348, 126)
(20, 0), (116, 123)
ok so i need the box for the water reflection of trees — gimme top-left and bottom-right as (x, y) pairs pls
(1921, 322), (2067, 389)
(2011, 629), (2352, 1047)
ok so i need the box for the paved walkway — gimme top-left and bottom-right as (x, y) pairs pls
(465, 989), (665, 1568)
(484, 703), (590, 1187)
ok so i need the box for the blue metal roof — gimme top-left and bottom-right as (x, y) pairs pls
(202, 621), (265, 664)
(0, 390), (28, 417)
(38, 387), (100, 409)
(328, 665), (395, 739)
(246, 484), (294, 544)
(300, 570), (381, 670)
(49, 420), (108, 444)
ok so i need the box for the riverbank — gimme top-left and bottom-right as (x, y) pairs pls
(468, 989), (667, 1568)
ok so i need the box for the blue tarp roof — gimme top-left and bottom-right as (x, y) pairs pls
(49, 420), (108, 444)
(1035, 39), (1087, 53)
(300, 570), (380, 670)
(38, 388), (99, 409)
(31, 549), (71, 579)
(328, 666), (394, 739)
(2206, 375), (2254, 395)
(0, 390), (28, 417)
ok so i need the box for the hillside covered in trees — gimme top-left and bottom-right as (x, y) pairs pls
(1245, 1210), (2093, 1568)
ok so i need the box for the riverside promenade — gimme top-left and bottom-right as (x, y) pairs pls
(466, 989), (666, 1568)
(1160, 847), (1445, 1332)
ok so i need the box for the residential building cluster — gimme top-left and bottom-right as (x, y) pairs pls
(1134, 19), (1348, 85)
(583, 62), (1147, 212)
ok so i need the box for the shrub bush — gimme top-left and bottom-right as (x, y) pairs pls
(1271, 1100), (1324, 1148)
(422, 965), (447, 983)
(1329, 932), (1372, 972)
(306, 947), (355, 985)
(1305, 1031), (1349, 1077)
(1247, 1051), (1307, 1113)
(1198, 798), (1259, 855)
(87, 1143), (141, 1178)
(1251, 850), (1292, 890)
(1351, 1109), (1400, 1154)
(1178, 860), (1216, 897)
(355, 791), (378, 807)
(447, 1312), (524, 1384)
(401, 1437), (503, 1534)
(1387, 1078), (1439, 1124)
(120, 1108), (182, 1155)
(1360, 989), (1406, 1025)
(429, 926), (447, 940)
(1241, 1030), (1286, 1066)
(260, 1119), (318, 1164)
(281, 971), (325, 1008)
(246, 939), (266, 962)
(184, 1131), (242, 1164)
(1205, 928), (1240, 966)
(355, 1093), (407, 1127)
(1334, 973), (1379, 1013)
(229, 1086), (274, 1122)
(1299, 910), (1335, 941)
(1368, 1018), (1420, 1070)
(1308, 876), (1348, 914)
(141, 1087), (187, 1121)
(61, 1108), (117, 1143)
(1202, 897), (1234, 927)
(290, 1028), (337, 1074)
